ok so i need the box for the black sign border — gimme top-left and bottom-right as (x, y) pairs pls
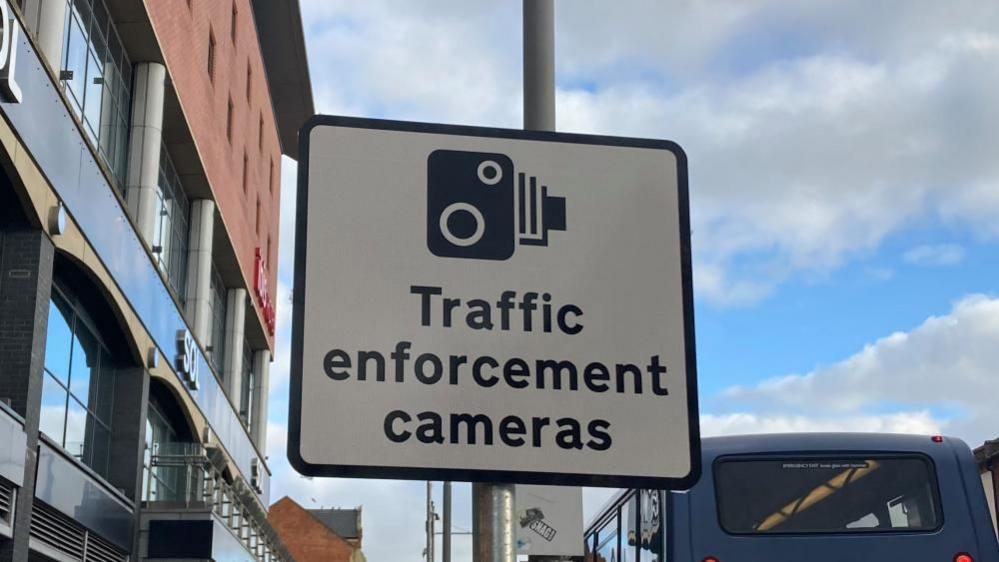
(290, 115), (701, 489)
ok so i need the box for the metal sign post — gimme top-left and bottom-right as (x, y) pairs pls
(473, 2), (556, 561)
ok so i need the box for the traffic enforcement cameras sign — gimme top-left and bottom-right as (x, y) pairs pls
(290, 116), (699, 489)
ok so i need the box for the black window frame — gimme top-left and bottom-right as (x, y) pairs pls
(41, 279), (117, 479)
(586, 489), (667, 562)
(153, 146), (191, 303)
(59, 0), (134, 189)
(207, 265), (228, 375)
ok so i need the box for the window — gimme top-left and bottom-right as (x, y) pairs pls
(258, 113), (264, 150)
(226, 97), (234, 142)
(239, 342), (255, 427)
(621, 495), (635, 562)
(143, 393), (182, 502)
(715, 457), (941, 534)
(41, 283), (116, 480)
(242, 151), (249, 193)
(59, 0), (133, 188)
(255, 196), (261, 235)
(207, 28), (216, 81)
(268, 158), (275, 195)
(595, 512), (620, 562)
(230, 1), (238, 43)
(207, 266), (227, 375)
(246, 62), (252, 102)
(267, 237), (273, 270)
(153, 147), (191, 302)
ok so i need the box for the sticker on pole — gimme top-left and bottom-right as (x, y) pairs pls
(289, 116), (700, 488)
(515, 485), (583, 557)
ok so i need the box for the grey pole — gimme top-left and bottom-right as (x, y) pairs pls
(426, 481), (433, 561)
(472, 483), (516, 562)
(472, 3), (554, 561)
(523, 0), (556, 131)
(443, 481), (452, 562)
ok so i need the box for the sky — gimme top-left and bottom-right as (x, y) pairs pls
(263, 2), (999, 560)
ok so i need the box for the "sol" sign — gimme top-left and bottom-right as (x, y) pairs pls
(254, 248), (276, 335)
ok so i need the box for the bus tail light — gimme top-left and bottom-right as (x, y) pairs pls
(703, 557), (720, 562)
(932, 435), (944, 443)
(955, 553), (974, 562)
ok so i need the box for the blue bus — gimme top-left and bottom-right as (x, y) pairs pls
(584, 433), (999, 562)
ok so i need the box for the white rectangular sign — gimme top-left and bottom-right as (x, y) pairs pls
(515, 485), (583, 556)
(289, 116), (699, 488)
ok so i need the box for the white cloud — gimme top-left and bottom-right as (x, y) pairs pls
(903, 243), (967, 266)
(556, 40), (999, 303)
(715, 294), (999, 444)
(294, 1), (999, 306)
(701, 411), (942, 437)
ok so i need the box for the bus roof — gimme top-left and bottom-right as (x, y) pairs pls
(700, 432), (959, 458)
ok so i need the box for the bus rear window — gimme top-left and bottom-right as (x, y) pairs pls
(715, 457), (940, 534)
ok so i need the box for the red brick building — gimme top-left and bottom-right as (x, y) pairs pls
(0, 0), (310, 559)
(270, 497), (367, 562)
(146, 0), (286, 322)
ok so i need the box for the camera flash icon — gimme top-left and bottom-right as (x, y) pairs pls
(427, 149), (566, 261)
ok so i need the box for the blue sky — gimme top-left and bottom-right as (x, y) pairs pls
(264, 2), (999, 560)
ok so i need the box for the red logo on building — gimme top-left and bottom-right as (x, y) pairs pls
(254, 248), (276, 335)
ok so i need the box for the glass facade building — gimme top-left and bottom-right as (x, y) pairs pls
(209, 264), (228, 375)
(41, 282), (116, 480)
(153, 147), (191, 302)
(0, 0), (312, 560)
(60, 0), (132, 187)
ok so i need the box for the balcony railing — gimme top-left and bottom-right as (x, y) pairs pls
(145, 443), (291, 562)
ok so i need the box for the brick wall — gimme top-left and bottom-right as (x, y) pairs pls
(0, 229), (54, 561)
(145, 0), (281, 341)
(269, 497), (359, 562)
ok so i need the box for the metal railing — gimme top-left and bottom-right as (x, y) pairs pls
(146, 443), (292, 562)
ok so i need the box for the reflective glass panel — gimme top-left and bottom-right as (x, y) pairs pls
(98, 85), (116, 158)
(596, 513), (619, 562)
(240, 343), (254, 426)
(621, 495), (635, 562)
(63, 13), (88, 116)
(93, 348), (115, 424)
(64, 397), (88, 462)
(142, 418), (152, 500)
(88, 420), (111, 476)
(44, 296), (74, 386)
(208, 268), (227, 374)
(715, 457), (940, 534)
(92, 0), (109, 43)
(61, 0), (132, 187)
(40, 373), (68, 444)
(83, 51), (103, 143)
(44, 283), (116, 481)
(69, 320), (98, 401)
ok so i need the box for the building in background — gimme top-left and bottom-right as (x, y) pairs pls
(0, 0), (311, 559)
(269, 497), (366, 562)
